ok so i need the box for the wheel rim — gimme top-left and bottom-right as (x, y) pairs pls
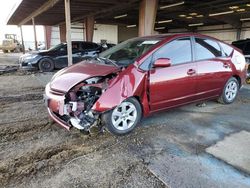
(111, 101), (137, 131)
(225, 80), (238, 101)
(42, 61), (51, 70)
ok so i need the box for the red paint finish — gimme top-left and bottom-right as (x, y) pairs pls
(92, 64), (148, 113)
(149, 62), (197, 111)
(50, 62), (119, 92)
(45, 33), (247, 130)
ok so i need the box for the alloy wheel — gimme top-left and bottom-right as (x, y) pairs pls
(225, 80), (238, 101)
(111, 101), (137, 131)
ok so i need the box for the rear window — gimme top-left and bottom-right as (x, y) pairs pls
(220, 42), (234, 57)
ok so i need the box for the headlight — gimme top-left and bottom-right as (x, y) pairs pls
(25, 54), (38, 60)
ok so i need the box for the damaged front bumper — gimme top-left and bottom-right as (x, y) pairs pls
(44, 81), (104, 132)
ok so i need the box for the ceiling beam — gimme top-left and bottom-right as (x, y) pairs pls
(70, 0), (139, 23)
(18, 0), (61, 26)
(210, 16), (241, 28)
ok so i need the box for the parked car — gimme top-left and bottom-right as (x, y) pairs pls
(232, 39), (250, 83)
(44, 34), (246, 135)
(19, 41), (102, 72)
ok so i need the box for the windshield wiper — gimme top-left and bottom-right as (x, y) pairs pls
(98, 57), (119, 67)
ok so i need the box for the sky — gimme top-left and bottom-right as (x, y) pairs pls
(0, 0), (44, 43)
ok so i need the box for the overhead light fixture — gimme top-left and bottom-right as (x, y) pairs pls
(157, 19), (173, 24)
(209, 10), (234, 17)
(186, 16), (193, 19)
(240, 18), (250, 21)
(160, 1), (185, 9)
(229, 6), (239, 9)
(155, 27), (165, 30)
(189, 23), (204, 27)
(179, 14), (186, 17)
(114, 14), (127, 19)
(189, 12), (198, 16)
(247, 4), (250, 7)
(237, 9), (245, 12)
(196, 15), (204, 18)
(126, 24), (136, 28)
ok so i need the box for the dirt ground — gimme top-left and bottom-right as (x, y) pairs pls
(1, 53), (250, 188)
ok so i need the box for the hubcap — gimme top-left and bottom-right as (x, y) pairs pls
(225, 80), (238, 101)
(43, 62), (51, 69)
(111, 101), (137, 131)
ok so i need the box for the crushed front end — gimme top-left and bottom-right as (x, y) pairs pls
(44, 74), (116, 133)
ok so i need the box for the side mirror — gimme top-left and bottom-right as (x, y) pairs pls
(154, 58), (171, 68)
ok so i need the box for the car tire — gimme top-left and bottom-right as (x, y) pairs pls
(218, 77), (239, 104)
(102, 97), (142, 135)
(38, 58), (54, 72)
(3, 50), (8, 53)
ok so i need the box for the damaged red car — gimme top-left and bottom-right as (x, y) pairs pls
(44, 33), (246, 135)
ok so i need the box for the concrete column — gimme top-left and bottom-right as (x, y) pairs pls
(32, 18), (38, 50)
(236, 25), (242, 41)
(64, 0), (72, 66)
(85, 16), (95, 42)
(59, 23), (66, 43)
(44, 26), (52, 49)
(138, 0), (158, 37)
(19, 26), (25, 54)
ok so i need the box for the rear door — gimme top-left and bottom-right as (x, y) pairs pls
(194, 37), (232, 98)
(149, 37), (197, 111)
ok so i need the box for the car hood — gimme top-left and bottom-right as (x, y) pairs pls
(50, 61), (120, 92)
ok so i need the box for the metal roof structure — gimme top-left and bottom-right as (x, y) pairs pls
(7, 0), (250, 31)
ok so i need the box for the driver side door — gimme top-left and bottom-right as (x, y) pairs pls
(149, 37), (197, 112)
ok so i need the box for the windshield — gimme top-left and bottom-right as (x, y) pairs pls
(99, 38), (161, 66)
(48, 43), (65, 51)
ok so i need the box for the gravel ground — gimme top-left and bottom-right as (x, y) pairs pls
(0, 54), (250, 188)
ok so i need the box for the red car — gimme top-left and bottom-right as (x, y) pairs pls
(44, 33), (246, 135)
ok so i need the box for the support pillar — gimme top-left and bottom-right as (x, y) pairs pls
(32, 18), (38, 50)
(59, 23), (66, 43)
(44, 26), (52, 49)
(138, 0), (158, 37)
(64, 0), (72, 66)
(236, 27), (242, 41)
(85, 16), (95, 42)
(19, 26), (25, 54)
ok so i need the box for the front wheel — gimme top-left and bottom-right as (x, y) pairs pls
(38, 58), (54, 72)
(218, 77), (239, 104)
(102, 98), (142, 135)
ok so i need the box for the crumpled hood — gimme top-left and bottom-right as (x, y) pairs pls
(50, 61), (119, 92)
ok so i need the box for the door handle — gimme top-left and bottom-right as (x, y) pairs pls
(187, 69), (196, 75)
(223, 63), (229, 68)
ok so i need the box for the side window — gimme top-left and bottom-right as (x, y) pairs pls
(219, 42), (233, 57)
(194, 38), (222, 61)
(153, 37), (192, 65)
(82, 42), (94, 50)
(72, 42), (80, 53)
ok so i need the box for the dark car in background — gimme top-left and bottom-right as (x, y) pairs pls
(19, 41), (102, 72)
(232, 39), (250, 83)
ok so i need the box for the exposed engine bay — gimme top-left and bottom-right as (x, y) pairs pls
(61, 74), (116, 132)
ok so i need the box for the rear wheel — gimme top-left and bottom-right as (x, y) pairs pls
(102, 97), (142, 135)
(38, 58), (54, 72)
(218, 77), (239, 104)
